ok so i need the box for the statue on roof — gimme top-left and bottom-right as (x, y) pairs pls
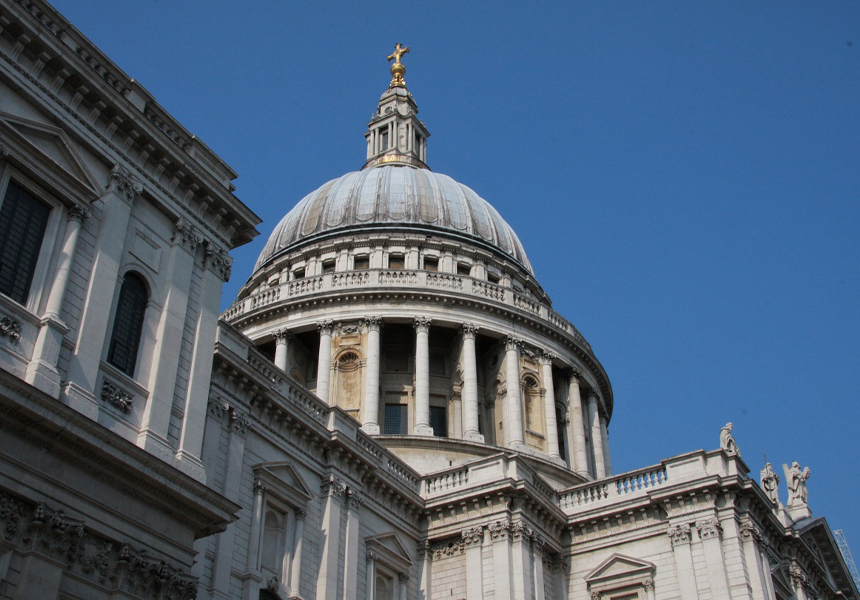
(720, 422), (740, 455)
(783, 461), (811, 508)
(760, 462), (780, 505)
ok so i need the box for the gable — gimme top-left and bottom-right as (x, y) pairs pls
(585, 553), (656, 589)
(254, 462), (314, 505)
(366, 532), (413, 572)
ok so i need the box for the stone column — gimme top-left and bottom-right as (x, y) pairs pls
(504, 337), (524, 447)
(587, 390), (606, 479)
(289, 508), (307, 598)
(418, 541), (432, 600)
(461, 324), (483, 442)
(316, 320), (335, 403)
(176, 245), (231, 481)
(413, 317), (433, 435)
(740, 520), (768, 600)
(366, 551), (377, 600)
(600, 412), (612, 476)
(489, 520), (512, 600)
(62, 166), (139, 418)
(511, 523), (534, 600)
(398, 574), (408, 600)
(139, 217), (199, 460)
(342, 491), (364, 600)
(274, 327), (291, 372)
(540, 352), (561, 459)
(462, 526), (484, 600)
(566, 370), (589, 475)
(760, 548), (777, 600)
(361, 317), (382, 434)
(668, 524), (700, 600)
(533, 544), (546, 600)
(791, 561), (809, 600)
(26, 204), (89, 397)
(247, 480), (266, 573)
(644, 578), (657, 600)
(698, 518), (731, 600)
(316, 476), (346, 600)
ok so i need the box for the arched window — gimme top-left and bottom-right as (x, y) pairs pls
(107, 272), (148, 376)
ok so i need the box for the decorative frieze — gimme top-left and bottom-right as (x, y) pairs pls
(100, 380), (133, 413)
(488, 519), (511, 541)
(431, 538), (464, 560)
(0, 316), (21, 342)
(107, 164), (142, 202)
(461, 525), (483, 547)
(667, 523), (692, 546)
(0, 492), (24, 540)
(697, 518), (722, 540)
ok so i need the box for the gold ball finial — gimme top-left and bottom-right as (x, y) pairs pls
(387, 43), (410, 88)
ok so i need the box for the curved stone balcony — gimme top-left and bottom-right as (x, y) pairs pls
(223, 268), (591, 352)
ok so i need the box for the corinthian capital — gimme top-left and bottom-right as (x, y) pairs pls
(362, 316), (383, 332)
(413, 316), (431, 333)
(204, 245), (233, 282)
(173, 217), (202, 252)
(504, 336), (522, 352)
(107, 164), (142, 202)
(67, 204), (90, 222)
(461, 323), (478, 338)
(317, 320), (335, 335)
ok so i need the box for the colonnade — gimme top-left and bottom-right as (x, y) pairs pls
(270, 316), (612, 479)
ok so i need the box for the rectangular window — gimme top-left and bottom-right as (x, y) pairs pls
(353, 255), (369, 270)
(384, 404), (407, 434)
(424, 257), (438, 271)
(457, 262), (471, 276)
(380, 130), (389, 152)
(321, 260), (335, 274)
(385, 351), (409, 373)
(487, 272), (500, 284)
(292, 267), (305, 280)
(388, 254), (404, 269)
(0, 180), (50, 305)
(430, 406), (447, 438)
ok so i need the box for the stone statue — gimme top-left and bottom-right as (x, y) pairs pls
(782, 461), (811, 507)
(759, 462), (780, 505)
(720, 422), (740, 455)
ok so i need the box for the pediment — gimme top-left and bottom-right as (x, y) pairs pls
(0, 112), (101, 196)
(585, 553), (656, 586)
(254, 462), (313, 505)
(366, 532), (413, 571)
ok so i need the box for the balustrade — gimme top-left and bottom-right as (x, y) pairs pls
(558, 463), (670, 512)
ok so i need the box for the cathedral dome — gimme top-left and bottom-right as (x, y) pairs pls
(254, 165), (533, 276)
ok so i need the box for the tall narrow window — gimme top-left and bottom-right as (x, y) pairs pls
(430, 405), (447, 437)
(0, 180), (50, 304)
(380, 130), (389, 152)
(107, 272), (148, 376)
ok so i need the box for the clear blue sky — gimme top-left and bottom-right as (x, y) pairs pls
(52, 1), (859, 547)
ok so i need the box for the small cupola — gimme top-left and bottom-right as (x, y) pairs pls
(363, 43), (430, 170)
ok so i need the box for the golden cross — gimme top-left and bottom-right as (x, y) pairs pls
(387, 43), (410, 65)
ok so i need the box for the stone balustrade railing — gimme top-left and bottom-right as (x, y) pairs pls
(224, 269), (590, 350)
(424, 466), (470, 496)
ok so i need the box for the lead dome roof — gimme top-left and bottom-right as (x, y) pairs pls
(254, 165), (533, 275)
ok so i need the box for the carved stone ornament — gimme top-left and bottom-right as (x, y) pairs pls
(253, 480), (268, 495)
(539, 350), (557, 365)
(414, 316), (431, 332)
(100, 380), (133, 413)
(346, 489), (364, 511)
(398, 573), (409, 584)
(338, 322), (362, 335)
(520, 345), (538, 360)
(317, 320), (335, 335)
(667, 523), (692, 546)
(591, 592), (601, 600)
(697, 518), (722, 540)
(172, 217), (202, 252)
(461, 322), (478, 337)
(230, 408), (252, 435)
(461, 526), (483, 546)
(107, 164), (142, 202)
(274, 328), (292, 342)
(295, 508), (308, 520)
(0, 142), (8, 157)
(204, 245), (233, 282)
(739, 518), (762, 542)
(431, 539), (465, 560)
(0, 492), (24, 540)
(320, 475), (347, 499)
(265, 576), (279, 591)
(643, 578), (655, 591)
(0, 316), (21, 342)
(362, 316), (383, 331)
(417, 539), (431, 558)
(488, 519), (511, 541)
(504, 336), (522, 352)
(567, 366), (583, 383)
(720, 422), (741, 456)
(511, 521), (535, 542)
(790, 560), (808, 588)
(67, 204), (90, 222)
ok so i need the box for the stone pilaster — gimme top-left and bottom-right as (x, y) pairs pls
(462, 526), (484, 600)
(668, 524), (700, 600)
(698, 518), (731, 600)
(566, 369), (589, 475)
(316, 475), (347, 600)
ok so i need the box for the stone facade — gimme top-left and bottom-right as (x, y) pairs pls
(0, 3), (856, 600)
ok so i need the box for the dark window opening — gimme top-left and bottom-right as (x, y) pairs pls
(424, 257), (438, 272)
(292, 268), (305, 280)
(381, 130), (389, 152)
(354, 255), (369, 270)
(384, 404), (407, 434)
(430, 406), (447, 437)
(388, 255), (404, 269)
(0, 180), (50, 304)
(322, 260), (335, 274)
(107, 272), (148, 377)
(487, 272), (500, 284)
(457, 263), (470, 276)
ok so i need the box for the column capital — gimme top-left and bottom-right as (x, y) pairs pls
(398, 573), (409, 584)
(413, 316), (431, 333)
(539, 350), (557, 366)
(173, 217), (202, 252)
(362, 316), (383, 332)
(504, 336), (522, 352)
(107, 163), (142, 202)
(488, 519), (511, 541)
(253, 479), (268, 495)
(565, 366), (583, 383)
(588, 388), (601, 402)
(346, 489), (364, 511)
(643, 578), (655, 591)
(204, 245), (233, 282)
(739, 518), (762, 541)
(667, 523), (691, 546)
(461, 525), (483, 547)
(274, 328), (292, 342)
(67, 204), (90, 222)
(696, 517), (722, 540)
(295, 507), (308, 520)
(317, 319), (336, 335)
(461, 323), (479, 338)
